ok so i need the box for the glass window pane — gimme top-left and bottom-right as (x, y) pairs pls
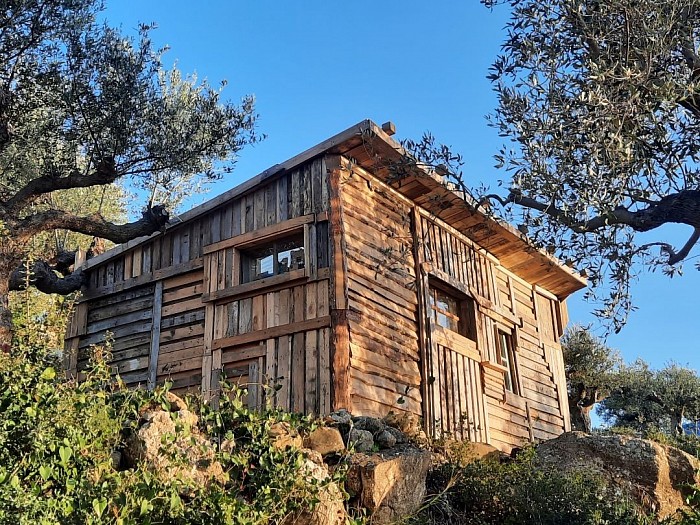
(277, 234), (305, 274)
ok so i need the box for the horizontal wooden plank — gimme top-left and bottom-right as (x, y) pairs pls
(212, 315), (331, 350)
(201, 269), (307, 303)
(203, 214), (315, 254)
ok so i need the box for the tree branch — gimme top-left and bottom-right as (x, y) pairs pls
(14, 205), (169, 244)
(3, 157), (120, 212)
(9, 260), (86, 295)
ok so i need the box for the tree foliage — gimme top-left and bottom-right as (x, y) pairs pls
(561, 325), (623, 432)
(600, 361), (700, 434)
(0, 0), (259, 343)
(478, 0), (700, 329)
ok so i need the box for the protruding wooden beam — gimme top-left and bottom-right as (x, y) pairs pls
(381, 121), (396, 136)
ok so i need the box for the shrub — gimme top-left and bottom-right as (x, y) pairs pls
(0, 341), (348, 524)
(412, 447), (653, 525)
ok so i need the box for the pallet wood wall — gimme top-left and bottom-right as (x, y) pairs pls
(336, 160), (422, 419)
(66, 158), (332, 406)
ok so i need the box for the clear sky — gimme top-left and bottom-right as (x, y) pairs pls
(103, 1), (699, 370)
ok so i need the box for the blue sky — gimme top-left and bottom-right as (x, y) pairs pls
(104, 1), (699, 370)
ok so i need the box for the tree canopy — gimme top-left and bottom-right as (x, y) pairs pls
(479, 0), (700, 329)
(0, 0), (259, 344)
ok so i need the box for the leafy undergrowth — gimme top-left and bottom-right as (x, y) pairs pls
(411, 445), (656, 525)
(0, 341), (349, 525)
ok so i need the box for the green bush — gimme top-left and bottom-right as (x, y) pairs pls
(0, 341), (347, 525)
(412, 448), (653, 525)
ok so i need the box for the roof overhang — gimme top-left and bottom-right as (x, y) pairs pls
(83, 119), (586, 299)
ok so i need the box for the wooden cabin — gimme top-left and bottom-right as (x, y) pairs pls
(64, 120), (586, 451)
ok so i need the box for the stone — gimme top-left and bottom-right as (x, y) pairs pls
(374, 429), (397, 449)
(305, 427), (346, 456)
(283, 457), (347, 525)
(328, 409), (353, 426)
(535, 431), (700, 519)
(384, 426), (407, 445)
(353, 416), (385, 435)
(383, 412), (421, 438)
(348, 428), (374, 453)
(269, 421), (303, 450)
(346, 445), (432, 524)
(123, 395), (226, 487)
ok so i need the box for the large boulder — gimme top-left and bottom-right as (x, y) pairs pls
(535, 431), (700, 519)
(123, 392), (226, 487)
(284, 457), (347, 525)
(346, 445), (432, 524)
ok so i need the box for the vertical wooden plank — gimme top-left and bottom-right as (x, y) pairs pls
(171, 232), (182, 266)
(320, 157), (330, 213)
(239, 298), (253, 334)
(291, 285), (305, 412)
(277, 288), (291, 410)
(311, 158), (323, 213)
(291, 168), (301, 218)
(180, 226), (190, 264)
(317, 280), (331, 415)
(243, 195), (254, 233)
(152, 238), (162, 272)
(303, 163), (313, 215)
(226, 301), (239, 337)
(133, 249), (143, 278)
(161, 234), (173, 269)
(265, 292), (277, 407)
(141, 245), (152, 275)
(147, 281), (163, 390)
(63, 337), (79, 379)
(202, 303), (218, 401)
(230, 200), (241, 237)
(190, 220), (201, 260)
(252, 294), (265, 331)
(249, 358), (260, 409)
(209, 210), (222, 244)
(124, 252), (133, 280)
(254, 188), (265, 230)
(277, 175), (289, 221)
(266, 183), (277, 227)
(305, 282), (319, 414)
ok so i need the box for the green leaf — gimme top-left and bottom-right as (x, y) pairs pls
(92, 497), (107, 517)
(59, 446), (73, 465)
(170, 491), (182, 513)
(39, 465), (51, 480)
(140, 498), (150, 516)
(40, 367), (56, 380)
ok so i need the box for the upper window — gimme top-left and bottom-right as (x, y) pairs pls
(240, 232), (305, 283)
(496, 329), (519, 394)
(428, 283), (477, 341)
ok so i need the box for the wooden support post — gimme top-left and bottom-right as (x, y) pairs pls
(201, 303), (216, 399)
(147, 280), (163, 390)
(411, 206), (433, 437)
(327, 156), (351, 411)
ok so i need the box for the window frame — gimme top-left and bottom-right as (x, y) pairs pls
(239, 230), (307, 284)
(494, 326), (521, 396)
(427, 279), (477, 343)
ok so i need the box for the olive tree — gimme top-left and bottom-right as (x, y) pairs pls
(473, 0), (700, 330)
(0, 0), (259, 345)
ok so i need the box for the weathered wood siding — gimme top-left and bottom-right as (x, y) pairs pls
(336, 159), (422, 419)
(64, 158), (332, 408)
(417, 207), (570, 449)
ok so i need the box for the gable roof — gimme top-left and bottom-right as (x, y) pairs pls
(83, 119), (586, 298)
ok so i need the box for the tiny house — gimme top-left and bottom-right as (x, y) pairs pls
(64, 120), (585, 451)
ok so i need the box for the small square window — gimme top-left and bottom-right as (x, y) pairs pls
(428, 283), (477, 341)
(496, 329), (519, 394)
(240, 232), (305, 283)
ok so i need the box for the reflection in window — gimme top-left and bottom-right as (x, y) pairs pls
(241, 233), (305, 283)
(497, 329), (519, 394)
(428, 284), (476, 341)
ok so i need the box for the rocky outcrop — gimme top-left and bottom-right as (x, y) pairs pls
(535, 431), (700, 519)
(346, 445), (432, 524)
(122, 392), (226, 487)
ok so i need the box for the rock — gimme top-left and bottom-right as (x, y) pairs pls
(305, 427), (346, 456)
(328, 409), (352, 426)
(348, 428), (374, 452)
(384, 426), (407, 445)
(269, 421), (303, 450)
(123, 395), (226, 487)
(353, 416), (385, 435)
(347, 445), (432, 524)
(383, 412), (421, 438)
(535, 431), (700, 519)
(284, 457), (347, 525)
(374, 429), (397, 449)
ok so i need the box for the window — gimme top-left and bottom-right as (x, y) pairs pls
(496, 329), (519, 394)
(428, 283), (477, 341)
(240, 232), (305, 283)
